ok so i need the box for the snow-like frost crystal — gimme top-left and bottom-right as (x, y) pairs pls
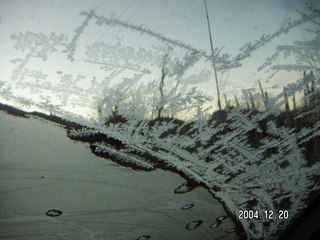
(69, 74), (320, 239)
(64, 10), (94, 61)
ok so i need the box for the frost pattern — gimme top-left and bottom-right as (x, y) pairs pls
(68, 73), (320, 239)
(11, 32), (67, 82)
(1, 7), (320, 240)
(64, 10), (94, 61)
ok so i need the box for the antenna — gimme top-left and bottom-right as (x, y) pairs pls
(204, 0), (221, 112)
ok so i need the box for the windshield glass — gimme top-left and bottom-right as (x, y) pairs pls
(0, 1), (319, 239)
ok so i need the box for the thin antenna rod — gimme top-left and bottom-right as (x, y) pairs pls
(204, 0), (221, 112)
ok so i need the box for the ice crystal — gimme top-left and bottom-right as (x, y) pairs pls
(69, 74), (320, 239)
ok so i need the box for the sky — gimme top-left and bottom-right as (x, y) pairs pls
(0, 0), (318, 119)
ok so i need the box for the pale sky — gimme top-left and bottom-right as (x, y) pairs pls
(0, 0), (318, 119)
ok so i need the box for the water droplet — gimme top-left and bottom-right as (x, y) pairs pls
(181, 204), (194, 210)
(209, 222), (221, 229)
(185, 220), (203, 230)
(225, 228), (235, 233)
(136, 235), (151, 240)
(174, 182), (194, 194)
(216, 215), (228, 223)
(45, 209), (63, 217)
